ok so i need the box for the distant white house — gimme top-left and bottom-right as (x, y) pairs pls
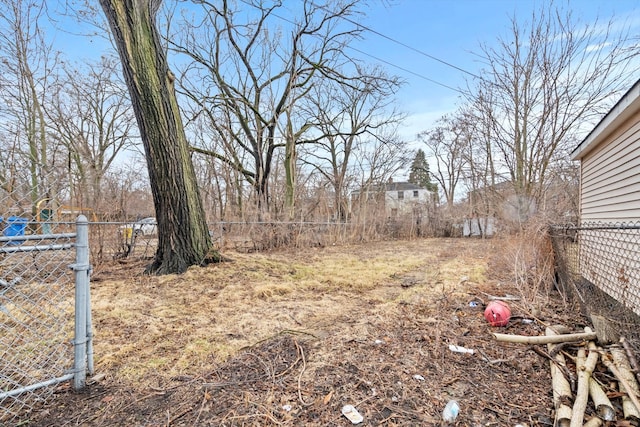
(352, 181), (436, 216)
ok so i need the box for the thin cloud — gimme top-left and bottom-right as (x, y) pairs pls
(585, 41), (612, 52)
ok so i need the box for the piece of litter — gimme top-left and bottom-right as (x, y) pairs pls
(341, 404), (363, 424)
(374, 339), (384, 345)
(413, 374), (425, 381)
(442, 400), (460, 422)
(282, 404), (292, 412)
(448, 344), (475, 354)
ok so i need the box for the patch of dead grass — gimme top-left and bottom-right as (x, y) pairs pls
(23, 236), (585, 426)
(87, 239), (491, 385)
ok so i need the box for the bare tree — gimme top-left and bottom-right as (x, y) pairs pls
(466, 3), (637, 222)
(170, 0), (366, 216)
(47, 56), (137, 214)
(0, 0), (61, 217)
(99, 0), (215, 274)
(355, 132), (409, 188)
(300, 67), (404, 221)
(418, 114), (469, 210)
(188, 114), (248, 221)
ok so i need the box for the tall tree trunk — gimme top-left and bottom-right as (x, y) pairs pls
(284, 112), (300, 220)
(100, 0), (215, 274)
(284, 135), (296, 220)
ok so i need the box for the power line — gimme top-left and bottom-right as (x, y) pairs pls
(347, 46), (466, 95)
(235, 0), (467, 94)
(308, 0), (482, 80)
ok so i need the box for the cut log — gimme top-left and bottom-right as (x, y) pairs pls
(610, 347), (640, 420)
(602, 351), (640, 419)
(589, 378), (615, 421)
(585, 334), (614, 425)
(546, 327), (572, 426)
(582, 417), (603, 427)
(493, 331), (597, 345)
(570, 339), (599, 427)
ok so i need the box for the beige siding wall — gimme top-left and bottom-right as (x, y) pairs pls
(580, 110), (640, 222)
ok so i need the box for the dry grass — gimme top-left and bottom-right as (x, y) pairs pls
(89, 239), (490, 385)
(25, 237), (572, 426)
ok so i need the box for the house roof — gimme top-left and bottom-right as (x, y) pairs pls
(571, 78), (640, 161)
(380, 182), (426, 191)
(352, 181), (431, 194)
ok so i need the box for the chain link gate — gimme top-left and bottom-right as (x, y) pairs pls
(0, 216), (93, 423)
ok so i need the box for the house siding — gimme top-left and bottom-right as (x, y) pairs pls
(579, 110), (640, 222)
(351, 182), (436, 217)
(385, 188), (432, 215)
(571, 81), (640, 317)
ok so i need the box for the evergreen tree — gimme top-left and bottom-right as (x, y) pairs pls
(408, 149), (437, 192)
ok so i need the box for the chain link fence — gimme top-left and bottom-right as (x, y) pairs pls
(550, 221), (640, 351)
(89, 217), (431, 264)
(0, 217), (92, 424)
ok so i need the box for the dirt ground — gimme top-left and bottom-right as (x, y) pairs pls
(23, 238), (593, 426)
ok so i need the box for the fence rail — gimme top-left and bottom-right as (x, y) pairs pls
(550, 221), (640, 350)
(0, 216), (92, 424)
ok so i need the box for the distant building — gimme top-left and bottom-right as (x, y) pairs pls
(352, 180), (436, 216)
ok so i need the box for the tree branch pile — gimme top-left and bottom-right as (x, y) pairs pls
(495, 326), (640, 425)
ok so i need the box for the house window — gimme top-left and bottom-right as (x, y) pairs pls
(397, 191), (404, 199)
(413, 190), (419, 198)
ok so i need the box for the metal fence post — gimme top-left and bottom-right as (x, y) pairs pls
(73, 215), (91, 390)
(86, 284), (95, 376)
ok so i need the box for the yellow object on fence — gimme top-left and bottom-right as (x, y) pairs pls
(122, 227), (133, 240)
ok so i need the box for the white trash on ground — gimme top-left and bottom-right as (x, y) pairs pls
(341, 404), (364, 424)
(448, 344), (475, 354)
(442, 400), (460, 422)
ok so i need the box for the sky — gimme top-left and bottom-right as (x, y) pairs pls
(45, 0), (640, 172)
(348, 0), (640, 145)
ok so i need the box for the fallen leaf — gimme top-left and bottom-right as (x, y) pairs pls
(323, 390), (334, 405)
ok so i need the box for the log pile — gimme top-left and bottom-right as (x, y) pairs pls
(493, 325), (640, 426)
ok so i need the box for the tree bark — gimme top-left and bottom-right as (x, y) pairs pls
(100, 0), (215, 274)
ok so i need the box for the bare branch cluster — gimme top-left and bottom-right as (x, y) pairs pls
(417, 2), (638, 230)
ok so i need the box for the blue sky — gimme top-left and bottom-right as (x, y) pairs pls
(47, 0), (640, 156)
(350, 0), (640, 143)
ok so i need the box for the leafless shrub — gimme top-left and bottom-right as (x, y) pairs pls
(489, 217), (557, 311)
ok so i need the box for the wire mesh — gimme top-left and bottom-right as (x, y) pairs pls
(0, 163), (84, 421)
(550, 221), (640, 351)
(0, 228), (76, 423)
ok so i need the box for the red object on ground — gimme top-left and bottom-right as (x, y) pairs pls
(484, 300), (511, 327)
